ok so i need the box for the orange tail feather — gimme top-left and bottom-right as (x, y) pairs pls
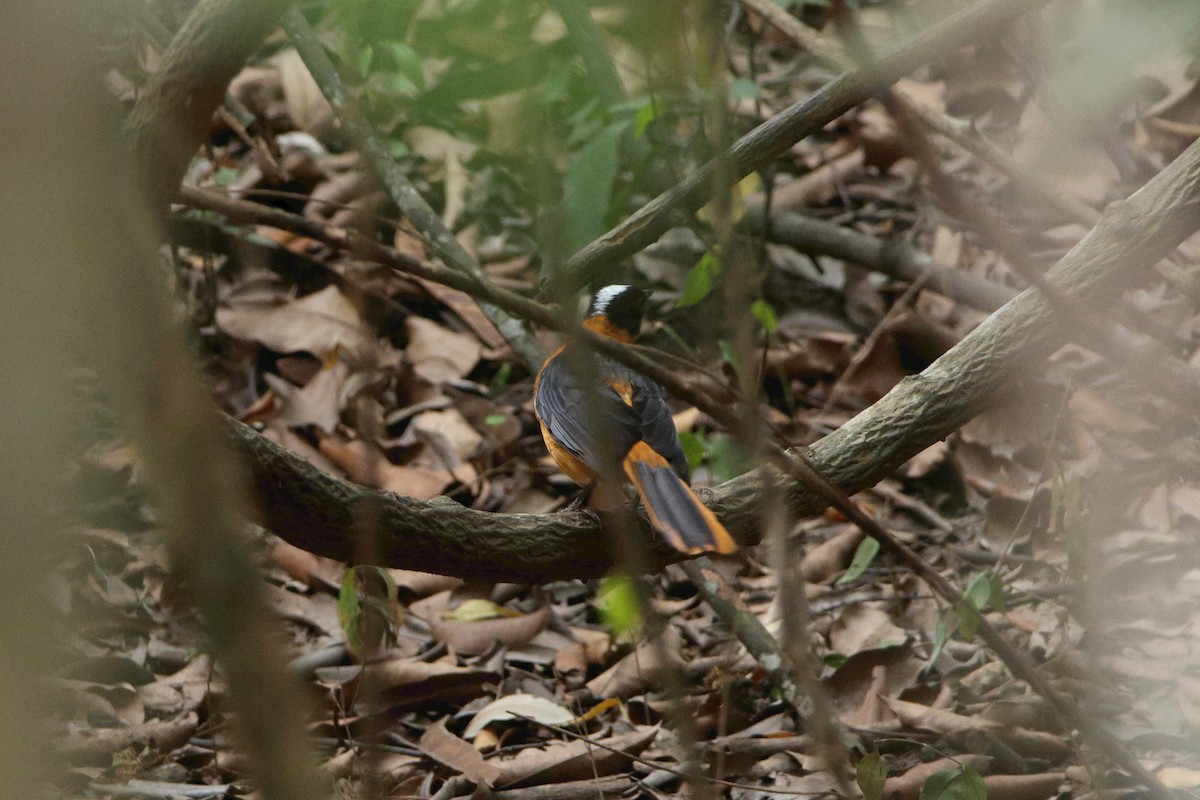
(622, 442), (737, 554)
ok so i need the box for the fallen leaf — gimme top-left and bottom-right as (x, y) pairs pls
(316, 658), (500, 713)
(586, 626), (684, 699)
(829, 605), (909, 655)
(420, 719), (502, 785)
(406, 316), (483, 385)
(462, 693), (575, 739)
(493, 726), (658, 788)
(406, 407), (483, 466)
(428, 604), (552, 656)
(217, 285), (370, 361)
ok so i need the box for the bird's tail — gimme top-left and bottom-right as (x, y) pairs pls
(622, 442), (737, 554)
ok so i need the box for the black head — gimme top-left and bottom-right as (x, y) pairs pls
(587, 284), (647, 337)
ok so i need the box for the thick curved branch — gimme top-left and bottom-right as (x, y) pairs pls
(218, 131), (1200, 584)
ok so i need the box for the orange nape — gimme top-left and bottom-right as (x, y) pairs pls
(622, 441), (737, 555)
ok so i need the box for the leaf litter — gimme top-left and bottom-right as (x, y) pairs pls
(55, 2), (1200, 799)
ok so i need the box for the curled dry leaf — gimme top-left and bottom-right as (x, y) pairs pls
(492, 726), (659, 788)
(137, 656), (211, 719)
(270, 541), (344, 591)
(389, 569), (463, 598)
(800, 524), (865, 583)
(56, 712), (200, 761)
(316, 433), (463, 500)
(406, 407), (483, 467)
(262, 360), (350, 432)
(462, 693), (576, 739)
(428, 603), (552, 656)
(272, 48), (335, 137)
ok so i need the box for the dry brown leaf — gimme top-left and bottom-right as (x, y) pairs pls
(406, 316), (483, 386)
(264, 360), (350, 433)
(407, 407), (483, 466)
(56, 712), (199, 761)
(317, 658), (500, 713)
(800, 525), (865, 583)
(316, 433), (464, 500)
(428, 604), (552, 656)
(1157, 766), (1200, 789)
(492, 726), (658, 788)
(388, 569), (463, 598)
(415, 278), (507, 351)
(981, 773), (1066, 800)
(272, 49), (334, 136)
(586, 626), (684, 699)
(270, 541), (343, 591)
(419, 719), (502, 786)
(881, 757), (992, 800)
(217, 285), (370, 360)
(829, 605), (908, 655)
(137, 657), (211, 719)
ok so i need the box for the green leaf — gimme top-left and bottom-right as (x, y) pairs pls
(484, 413), (507, 426)
(928, 611), (953, 665)
(857, 752), (887, 800)
(837, 537), (880, 584)
(678, 431), (706, 473)
(678, 251), (722, 308)
(443, 599), (519, 621)
(705, 433), (752, 482)
(386, 42), (425, 91)
(750, 299), (778, 333)
(337, 569), (363, 656)
(728, 78), (760, 100)
(634, 99), (659, 138)
(920, 768), (987, 800)
(490, 363), (513, 390)
(956, 601), (981, 641)
(211, 167), (240, 188)
(353, 42), (374, 78)
(823, 652), (848, 669)
(597, 574), (643, 636)
(964, 573), (993, 611)
(988, 573), (1006, 613)
(337, 566), (400, 659)
(562, 122), (627, 254)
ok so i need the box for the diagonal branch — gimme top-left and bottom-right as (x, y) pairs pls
(549, 0), (1050, 296)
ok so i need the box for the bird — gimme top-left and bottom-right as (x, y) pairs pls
(533, 284), (736, 555)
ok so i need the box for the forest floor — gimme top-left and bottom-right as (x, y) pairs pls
(50, 3), (1200, 799)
